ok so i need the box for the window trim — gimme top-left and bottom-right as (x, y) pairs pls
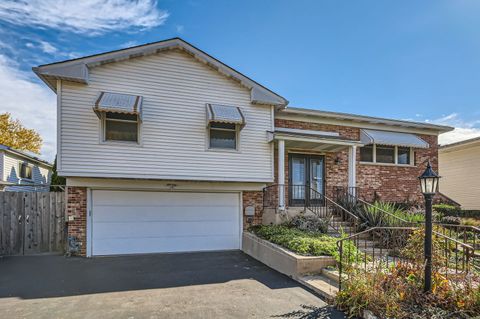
(19, 162), (33, 181)
(360, 144), (415, 167)
(206, 123), (241, 152)
(100, 112), (142, 146)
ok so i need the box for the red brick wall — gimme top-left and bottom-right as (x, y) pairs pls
(274, 119), (439, 205)
(242, 191), (263, 228)
(67, 187), (87, 256)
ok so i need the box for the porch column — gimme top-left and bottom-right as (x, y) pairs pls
(348, 145), (357, 196)
(278, 139), (285, 209)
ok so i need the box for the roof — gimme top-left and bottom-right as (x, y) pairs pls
(33, 37), (288, 107)
(440, 136), (480, 151)
(278, 106), (454, 133)
(360, 129), (429, 148)
(0, 144), (52, 167)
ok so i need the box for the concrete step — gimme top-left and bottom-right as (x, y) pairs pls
(321, 268), (340, 284)
(359, 247), (393, 257)
(353, 239), (376, 248)
(297, 274), (338, 303)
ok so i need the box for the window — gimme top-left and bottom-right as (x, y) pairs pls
(19, 163), (32, 179)
(360, 144), (374, 162)
(104, 112), (139, 142)
(209, 122), (237, 150)
(376, 146), (395, 164)
(359, 144), (413, 166)
(397, 147), (410, 165)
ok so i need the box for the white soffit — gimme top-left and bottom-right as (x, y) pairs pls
(361, 129), (429, 148)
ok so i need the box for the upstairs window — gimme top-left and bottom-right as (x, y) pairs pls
(19, 162), (33, 180)
(209, 123), (237, 149)
(104, 112), (139, 142)
(360, 144), (413, 166)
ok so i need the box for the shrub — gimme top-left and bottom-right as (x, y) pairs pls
(336, 228), (480, 318)
(249, 225), (360, 263)
(289, 215), (329, 233)
(358, 201), (424, 229)
(433, 204), (461, 217)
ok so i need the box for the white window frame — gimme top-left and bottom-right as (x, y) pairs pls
(100, 112), (141, 145)
(207, 123), (240, 152)
(19, 162), (33, 181)
(360, 144), (414, 166)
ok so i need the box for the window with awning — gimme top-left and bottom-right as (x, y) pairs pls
(93, 92), (143, 143)
(206, 104), (245, 150)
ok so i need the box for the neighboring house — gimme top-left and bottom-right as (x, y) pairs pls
(439, 137), (480, 210)
(0, 144), (52, 192)
(33, 38), (452, 257)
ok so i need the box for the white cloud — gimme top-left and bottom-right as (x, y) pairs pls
(120, 40), (139, 48)
(0, 0), (169, 35)
(176, 25), (185, 33)
(430, 113), (480, 145)
(38, 41), (57, 54)
(0, 55), (56, 161)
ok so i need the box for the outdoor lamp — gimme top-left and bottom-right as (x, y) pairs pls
(418, 161), (440, 293)
(419, 161), (440, 195)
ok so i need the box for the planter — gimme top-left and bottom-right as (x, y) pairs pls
(242, 232), (336, 279)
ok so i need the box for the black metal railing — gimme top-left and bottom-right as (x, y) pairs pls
(336, 226), (476, 290)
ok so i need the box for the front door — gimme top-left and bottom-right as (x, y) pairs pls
(289, 154), (325, 206)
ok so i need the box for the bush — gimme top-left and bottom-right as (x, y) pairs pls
(358, 201), (424, 229)
(336, 228), (480, 318)
(249, 225), (360, 263)
(433, 204), (461, 217)
(289, 215), (329, 233)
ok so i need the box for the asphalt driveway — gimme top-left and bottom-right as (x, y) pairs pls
(0, 251), (347, 319)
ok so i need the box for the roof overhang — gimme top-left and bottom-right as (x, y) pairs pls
(33, 38), (288, 107)
(269, 130), (364, 152)
(277, 107), (454, 134)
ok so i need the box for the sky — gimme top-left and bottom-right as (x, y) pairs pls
(0, 0), (480, 161)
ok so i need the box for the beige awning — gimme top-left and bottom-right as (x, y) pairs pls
(206, 104), (245, 129)
(93, 92), (143, 120)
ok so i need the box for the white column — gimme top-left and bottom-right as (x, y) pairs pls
(348, 145), (357, 196)
(278, 139), (285, 209)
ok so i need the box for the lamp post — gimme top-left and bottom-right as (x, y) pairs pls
(418, 161), (440, 293)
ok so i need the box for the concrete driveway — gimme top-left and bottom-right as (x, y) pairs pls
(0, 251), (347, 319)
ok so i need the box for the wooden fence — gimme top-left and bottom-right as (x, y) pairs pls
(0, 192), (66, 256)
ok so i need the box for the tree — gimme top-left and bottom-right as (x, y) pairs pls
(50, 156), (66, 191)
(0, 113), (42, 153)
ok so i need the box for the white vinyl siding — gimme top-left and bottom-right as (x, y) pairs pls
(60, 50), (273, 182)
(440, 145), (480, 210)
(2, 153), (51, 191)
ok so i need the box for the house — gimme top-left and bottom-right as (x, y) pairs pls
(0, 144), (52, 191)
(439, 137), (480, 210)
(33, 38), (452, 257)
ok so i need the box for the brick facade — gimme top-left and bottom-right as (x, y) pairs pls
(274, 118), (439, 206)
(242, 191), (263, 228)
(66, 187), (87, 256)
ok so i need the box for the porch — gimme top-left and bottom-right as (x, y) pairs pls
(267, 128), (363, 210)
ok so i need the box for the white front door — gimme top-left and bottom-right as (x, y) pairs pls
(91, 190), (241, 256)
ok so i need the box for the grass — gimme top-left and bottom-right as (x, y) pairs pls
(249, 224), (360, 263)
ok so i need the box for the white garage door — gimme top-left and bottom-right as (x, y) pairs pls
(91, 190), (241, 256)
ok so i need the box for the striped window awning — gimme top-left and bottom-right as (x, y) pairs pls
(206, 104), (246, 129)
(360, 129), (429, 148)
(93, 92), (143, 120)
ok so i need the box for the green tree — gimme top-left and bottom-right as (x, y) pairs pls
(50, 156), (66, 191)
(0, 113), (42, 153)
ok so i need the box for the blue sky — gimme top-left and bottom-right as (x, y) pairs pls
(0, 0), (479, 160)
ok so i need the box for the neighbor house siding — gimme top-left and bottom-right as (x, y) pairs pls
(59, 49), (273, 182)
(439, 143), (480, 210)
(2, 152), (51, 191)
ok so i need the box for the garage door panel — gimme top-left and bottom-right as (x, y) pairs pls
(91, 190), (241, 256)
(92, 206), (237, 223)
(93, 220), (238, 239)
(93, 235), (239, 255)
(93, 191), (238, 206)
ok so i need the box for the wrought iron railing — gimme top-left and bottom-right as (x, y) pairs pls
(336, 226), (476, 290)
